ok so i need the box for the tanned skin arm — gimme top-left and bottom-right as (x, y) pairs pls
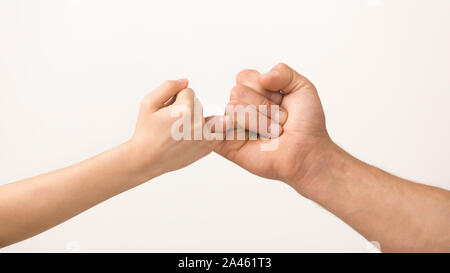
(214, 63), (450, 252)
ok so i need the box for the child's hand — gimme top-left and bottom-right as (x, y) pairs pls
(127, 79), (214, 179)
(0, 78), (221, 247)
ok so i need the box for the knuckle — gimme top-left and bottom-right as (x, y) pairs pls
(140, 97), (152, 108)
(178, 88), (195, 101)
(183, 87), (195, 96)
(274, 62), (289, 71)
(225, 101), (238, 114)
(179, 89), (195, 108)
(230, 84), (247, 99)
(236, 69), (258, 83)
(226, 100), (236, 108)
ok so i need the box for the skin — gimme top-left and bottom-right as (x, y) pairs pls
(0, 79), (217, 247)
(213, 63), (450, 252)
(1, 65), (449, 252)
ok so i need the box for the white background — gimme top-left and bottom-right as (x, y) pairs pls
(0, 0), (449, 252)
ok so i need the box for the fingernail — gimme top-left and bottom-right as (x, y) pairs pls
(270, 92), (283, 104)
(268, 122), (282, 138)
(262, 70), (279, 77)
(278, 108), (288, 124)
(270, 106), (287, 124)
(178, 78), (188, 85)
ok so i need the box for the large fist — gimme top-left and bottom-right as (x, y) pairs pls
(214, 63), (332, 193)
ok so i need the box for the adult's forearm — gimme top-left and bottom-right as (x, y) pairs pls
(0, 142), (156, 247)
(298, 142), (450, 252)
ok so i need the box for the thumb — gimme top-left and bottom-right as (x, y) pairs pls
(259, 63), (315, 94)
(142, 79), (189, 112)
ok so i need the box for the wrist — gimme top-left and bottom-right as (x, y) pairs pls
(289, 138), (352, 199)
(116, 141), (164, 184)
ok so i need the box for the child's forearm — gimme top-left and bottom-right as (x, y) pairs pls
(0, 142), (157, 247)
(0, 79), (220, 248)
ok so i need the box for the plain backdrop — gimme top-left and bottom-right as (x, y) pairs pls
(0, 0), (449, 252)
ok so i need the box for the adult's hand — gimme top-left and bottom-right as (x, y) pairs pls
(214, 63), (450, 252)
(214, 63), (332, 194)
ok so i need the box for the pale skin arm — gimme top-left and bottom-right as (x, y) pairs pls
(0, 143), (148, 247)
(215, 63), (450, 252)
(0, 79), (216, 248)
